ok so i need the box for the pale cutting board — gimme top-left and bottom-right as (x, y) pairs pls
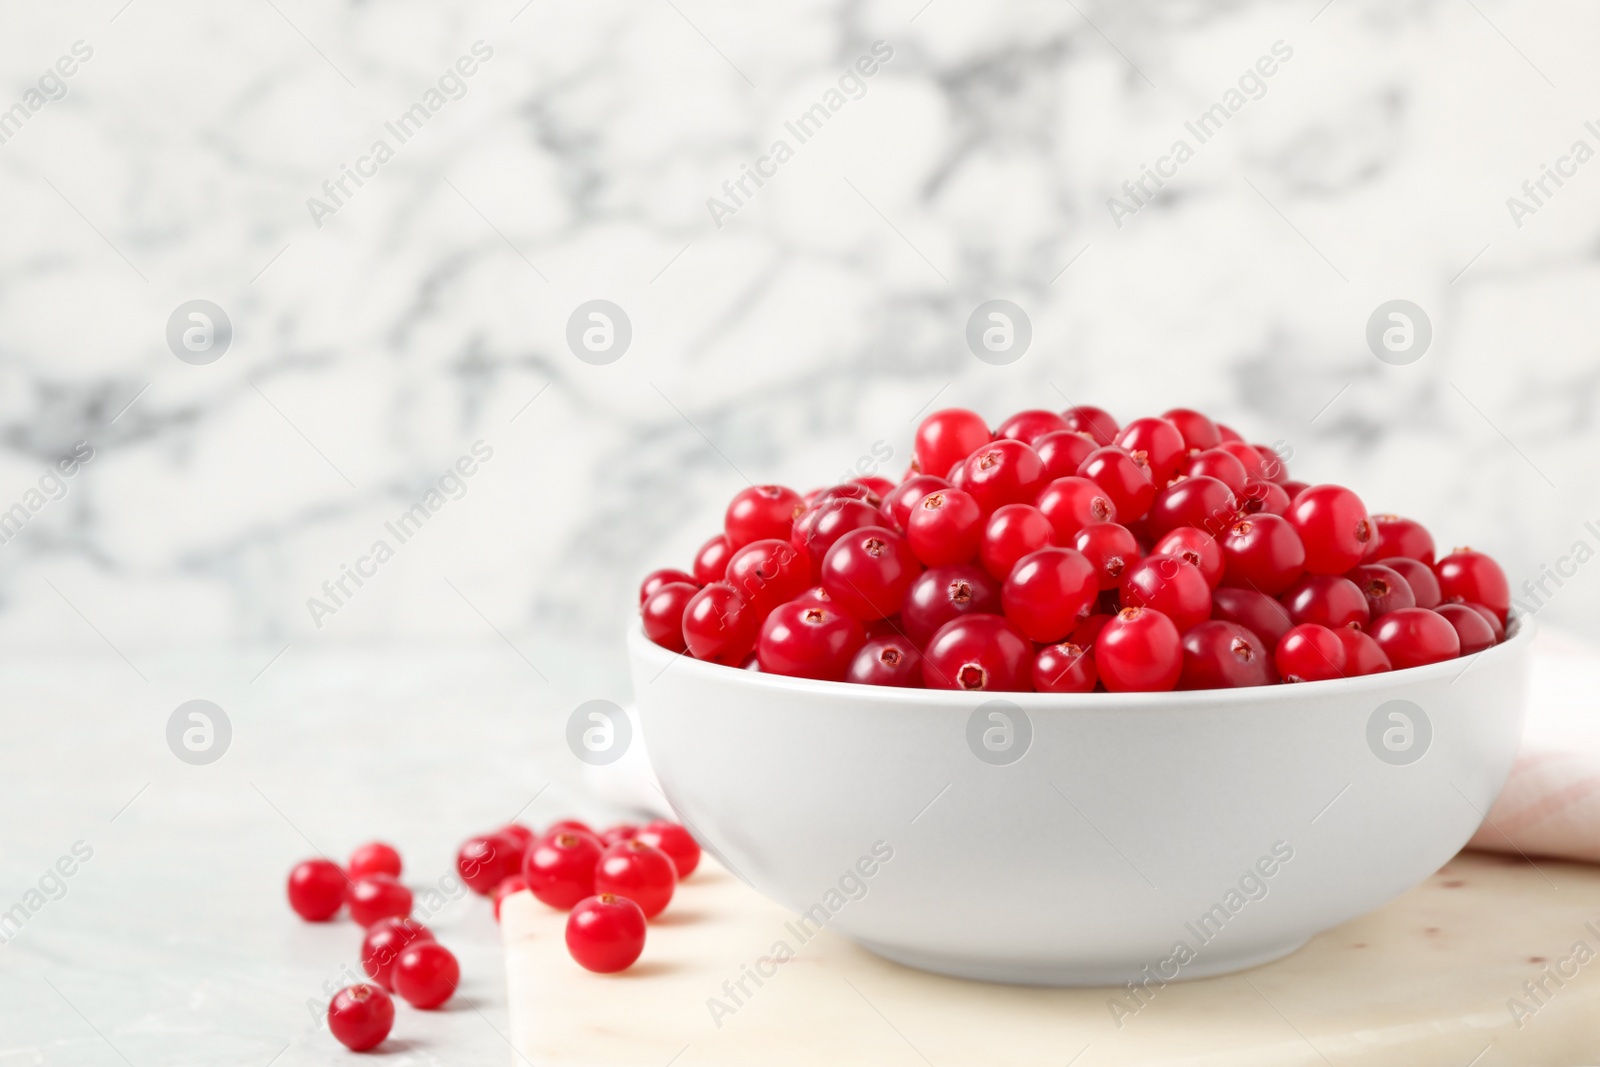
(501, 853), (1600, 1065)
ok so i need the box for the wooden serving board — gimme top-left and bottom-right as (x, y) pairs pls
(501, 853), (1600, 1065)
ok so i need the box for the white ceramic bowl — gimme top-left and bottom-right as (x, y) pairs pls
(628, 617), (1532, 985)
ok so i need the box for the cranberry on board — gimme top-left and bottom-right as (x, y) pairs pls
(1335, 627), (1392, 676)
(1287, 485), (1373, 575)
(1119, 555), (1211, 633)
(1152, 527), (1223, 588)
(361, 917), (433, 990)
(1115, 417), (1188, 486)
(1162, 408), (1222, 452)
(880, 474), (949, 532)
(1076, 447), (1156, 523)
(956, 439), (1047, 516)
(724, 538), (812, 618)
(913, 409), (990, 479)
(847, 635), (925, 687)
(1369, 607), (1461, 669)
(1180, 621), (1277, 689)
(1095, 606), (1182, 692)
(524, 829), (604, 910)
(757, 602), (866, 681)
(980, 504), (1055, 581)
(1145, 476), (1237, 539)
(348, 874), (412, 928)
(682, 583), (759, 664)
(1281, 574), (1370, 631)
(491, 875), (529, 922)
(1002, 547), (1100, 643)
(638, 568), (697, 605)
(641, 581), (698, 653)
(725, 485), (802, 550)
(1345, 564), (1415, 620)
(567, 894), (647, 973)
(791, 497), (883, 569)
(1209, 587), (1293, 648)
(1386, 557), (1442, 609)
(457, 832), (524, 895)
(328, 984), (394, 1052)
(595, 839), (677, 919)
(1435, 549), (1510, 622)
(1369, 515), (1436, 566)
(995, 409), (1070, 446)
(905, 489), (984, 567)
(1275, 624), (1347, 683)
(901, 564), (1002, 646)
(1033, 642), (1098, 693)
(921, 614), (1034, 691)
(1061, 405), (1120, 446)
(1183, 448), (1249, 496)
(287, 859), (346, 921)
(635, 821), (703, 879)
(1220, 514), (1306, 595)
(1436, 603), (1498, 656)
(1074, 522), (1143, 591)
(820, 527), (920, 620)
(394, 941), (460, 1009)
(1036, 475), (1118, 544)
(693, 534), (733, 584)
(1033, 431), (1098, 482)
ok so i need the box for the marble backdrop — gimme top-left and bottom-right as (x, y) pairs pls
(1, 0), (1597, 657)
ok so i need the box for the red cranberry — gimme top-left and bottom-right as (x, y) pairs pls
(1033, 642), (1098, 693)
(955, 439), (1046, 516)
(1120, 555), (1211, 633)
(1184, 448), (1249, 496)
(600, 825), (639, 847)
(980, 504), (1055, 581)
(905, 489), (984, 567)
(724, 538), (812, 618)
(1180, 620), (1277, 689)
(635, 821), (702, 879)
(724, 485), (802, 549)
(693, 533), (733, 583)
(1161, 408), (1222, 452)
(682, 583), (759, 664)
(639, 568), (696, 604)
(1370, 515), (1436, 566)
(1281, 480), (1310, 501)
(922, 614), (1033, 691)
(498, 824), (536, 853)
(757, 602), (866, 681)
(287, 859), (346, 921)
(1033, 430), (1098, 482)
(491, 875), (529, 922)
(1220, 514), (1306, 595)
(814, 482), (883, 508)
(1076, 447), (1156, 522)
(846, 635), (925, 687)
(881, 474), (949, 532)
(1281, 574), (1370, 630)
(1435, 549), (1510, 622)
(1252, 443), (1291, 484)
(1370, 607), (1461, 669)
(1152, 527), (1223, 588)
(1345, 563), (1416, 619)
(1216, 440), (1272, 481)
(995, 409), (1070, 446)
(523, 830), (604, 910)
(1074, 522), (1143, 591)
(1239, 480), (1291, 517)
(1072, 612), (1113, 647)
(361, 917), (433, 990)
(1095, 606), (1182, 692)
(1464, 601), (1506, 642)
(1436, 603), (1497, 655)
(394, 941), (459, 1009)
(546, 818), (593, 836)
(1146, 476), (1237, 539)
(1275, 624), (1347, 683)
(1216, 422), (1243, 443)
(457, 830), (525, 895)
(1036, 475), (1118, 544)
(1380, 557), (1438, 610)
(1335, 627), (1392, 675)
(821, 526), (920, 619)
(914, 409), (990, 479)
(853, 475), (895, 499)
(1061, 405), (1119, 446)
(348, 874), (412, 928)
(1115, 417), (1188, 485)
(791, 497), (883, 568)
(595, 839), (677, 919)
(328, 985), (394, 1051)
(641, 581), (698, 653)
(566, 893), (647, 973)
(901, 564), (1002, 646)
(1002, 547), (1099, 642)
(1288, 485), (1373, 575)
(1209, 587), (1293, 648)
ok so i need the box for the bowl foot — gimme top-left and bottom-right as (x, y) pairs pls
(853, 936), (1310, 987)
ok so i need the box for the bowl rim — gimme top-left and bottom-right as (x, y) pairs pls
(629, 612), (1533, 709)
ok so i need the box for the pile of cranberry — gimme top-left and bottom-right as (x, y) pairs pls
(639, 406), (1511, 691)
(286, 817), (699, 1052)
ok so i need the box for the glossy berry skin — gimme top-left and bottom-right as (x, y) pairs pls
(595, 839), (677, 919)
(820, 527), (920, 620)
(1377, 558), (1438, 611)
(1035, 476), (1117, 543)
(635, 821), (702, 879)
(361, 918), (433, 990)
(498, 824), (536, 854)
(523, 830), (604, 911)
(394, 941), (459, 1010)
(1033, 642), (1098, 693)
(1161, 408), (1222, 452)
(847, 635), (924, 687)
(1335, 627), (1392, 676)
(1281, 480), (1310, 501)
(641, 581), (698, 653)
(757, 602), (866, 681)
(914, 409), (990, 480)
(1275, 624), (1347, 683)
(1153, 527), (1223, 588)
(725, 485), (802, 550)
(1095, 607), (1182, 692)
(1072, 613), (1113, 647)
(545, 819), (593, 837)
(1002, 548), (1099, 643)
(1180, 621), (1277, 689)
(348, 875), (413, 928)
(1033, 431), (1098, 483)
(491, 875), (529, 922)
(1239, 480), (1291, 517)
(955, 439), (1046, 516)
(1076, 447), (1156, 523)
(980, 504), (1055, 581)
(457, 831), (525, 895)
(287, 859), (346, 922)
(640, 568), (697, 604)
(1216, 422), (1243, 444)
(1369, 515), (1436, 566)
(881, 475), (949, 532)
(328, 984), (394, 1052)
(1220, 515), (1306, 596)
(1146, 476), (1237, 539)
(682, 583), (759, 665)
(922, 614), (1033, 691)
(566, 894), (647, 973)
(600, 825), (639, 847)
(1119, 555), (1211, 633)
(1253, 443), (1291, 485)
(1435, 549), (1510, 622)
(1465, 602), (1506, 642)
(1209, 587), (1293, 648)
(693, 534), (733, 584)
(1288, 485), (1373, 575)
(724, 538), (812, 618)
(995, 409), (1070, 447)
(1435, 603), (1497, 656)
(1184, 448), (1249, 497)
(1074, 522), (1143, 591)
(905, 490), (984, 568)
(1061, 405), (1119, 446)
(792, 498), (883, 569)
(1216, 440), (1272, 482)
(1345, 564), (1415, 620)
(1370, 608), (1461, 669)
(1281, 575), (1370, 631)
(853, 475), (895, 499)
(900, 564), (1001, 646)
(1115, 417), (1188, 486)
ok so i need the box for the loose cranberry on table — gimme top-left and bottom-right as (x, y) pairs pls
(881, 474), (949, 532)
(1119, 555), (1211, 633)
(638, 567), (697, 604)
(348, 842), (401, 880)
(348, 874), (412, 928)
(1180, 621), (1277, 689)
(1435, 549), (1510, 622)
(1288, 485), (1373, 575)
(1152, 527), (1222, 588)
(1209, 587), (1293, 648)
(1075, 522), (1143, 591)
(1436, 603), (1498, 656)
(692, 533), (733, 584)
(847, 635), (925, 688)
(1335, 627), (1392, 676)
(1033, 430), (1098, 482)
(901, 564), (1001, 646)
(524, 829), (604, 910)
(1096, 606), (1182, 692)
(1062, 404), (1119, 446)
(956, 438), (1046, 515)
(1035, 475), (1118, 544)
(1281, 574), (1370, 631)
(361, 917), (433, 990)
(922, 614), (1033, 691)
(682, 583), (759, 665)
(757, 601), (865, 681)
(595, 839), (678, 919)
(286, 859), (346, 922)
(1370, 607), (1461, 669)
(725, 484), (802, 550)
(1369, 514), (1436, 566)
(980, 504), (1055, 581)
(635, 820), (703, 879)
(1002, 548), (1099, 643)
(821, 527), (920, 619)
(328, 984), (394, 1052)
(641, 582), (698, 653)
(491, 875), (530, 922)
(913, 408), (991, 480)
(1076, 447), (1156, 523)
(1220, 514), (1306, 595)
(1033, 641), (1098, 693)
(1275, 624), (1347, 683)
(394, 941), (460, 1009)
(1345, 564), (1415, 620)
(567, 893), (648, 974)
(456, 832), (523, 895)
(1386, 557), (1442, 609)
